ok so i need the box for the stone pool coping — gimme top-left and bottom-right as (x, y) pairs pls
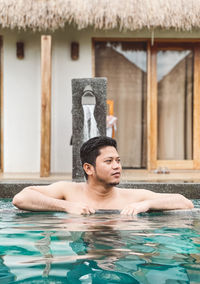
(0, 181), (200, 199)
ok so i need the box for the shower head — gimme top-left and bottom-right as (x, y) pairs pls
(81, 85), (96, 105)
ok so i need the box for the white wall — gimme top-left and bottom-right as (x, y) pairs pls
(51, 30), (92, 173)
(3, 31), (41, 173)
(1, 27), (200, 174)
(2, 29), (93, 174)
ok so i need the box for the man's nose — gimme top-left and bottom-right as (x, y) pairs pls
(112, 160), (120, 169)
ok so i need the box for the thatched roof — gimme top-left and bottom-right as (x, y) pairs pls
(0, 0), (200, 31)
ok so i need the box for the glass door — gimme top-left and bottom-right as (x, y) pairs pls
(94, 41), (147, 168)
(149, 43), (200, 170)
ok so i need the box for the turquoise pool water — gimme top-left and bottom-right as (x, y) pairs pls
(1, 199), (200, 283)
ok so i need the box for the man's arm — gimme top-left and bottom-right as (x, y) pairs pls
(12, 182), (95, 214)
(121, 190), (194, 215)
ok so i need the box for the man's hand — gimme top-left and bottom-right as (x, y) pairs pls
(66, 202), (95, 215)
(120, 201), (150, 216)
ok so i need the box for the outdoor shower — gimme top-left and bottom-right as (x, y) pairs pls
(82, 85), (99, 141)
(72, 78), (107, 180)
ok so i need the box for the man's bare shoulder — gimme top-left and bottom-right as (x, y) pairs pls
(49, 181), (84, 192)
(52, 181), (85, 201)
(117, 187), (158, 202)
(47, 181), (85, 200)
(32, 181), (84, 198)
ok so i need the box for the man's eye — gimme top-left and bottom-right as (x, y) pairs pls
(105, 160), (111, 163)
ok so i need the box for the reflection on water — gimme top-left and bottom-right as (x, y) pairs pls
(1, 199), (200, 283)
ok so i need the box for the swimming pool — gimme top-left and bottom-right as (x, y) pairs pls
(1, 199), (200, 283)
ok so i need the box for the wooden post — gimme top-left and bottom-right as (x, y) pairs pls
(40, 35), (52, 177)
(0, 36), (3, 173)
(147, 42), (151, 171)
(150, 45), (158, 170)
(147, 42), (157, 170)
(193, 44), (200, 169)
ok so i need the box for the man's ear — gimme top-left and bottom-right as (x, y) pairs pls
(83, 163), (94, 177)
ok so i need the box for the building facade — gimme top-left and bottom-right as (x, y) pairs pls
(1, 0), (200, 176)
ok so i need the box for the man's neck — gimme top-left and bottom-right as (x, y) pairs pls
(84, 180), (116, 201)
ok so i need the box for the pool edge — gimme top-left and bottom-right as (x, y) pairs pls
(0, 181), (200, 199)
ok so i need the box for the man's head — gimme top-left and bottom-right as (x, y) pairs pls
(80, 136), (118, 180)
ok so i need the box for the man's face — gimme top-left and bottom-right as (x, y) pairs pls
(94, 146), (122, 186)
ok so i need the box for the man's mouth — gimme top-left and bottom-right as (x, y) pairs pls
(112, 172), (121, 177)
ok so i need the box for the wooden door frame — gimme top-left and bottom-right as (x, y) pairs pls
(148, 41), (200, 170)
(92, 38), (200, 170)
(0, 36), (3, 172)
(192, 43), (200, 169)
(40, 35), (52, 177)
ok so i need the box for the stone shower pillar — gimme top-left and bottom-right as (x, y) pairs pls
(72, 78), (107, 181)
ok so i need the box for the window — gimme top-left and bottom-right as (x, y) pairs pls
(95, 41), (147, 168)
(94, 39), (200, 170)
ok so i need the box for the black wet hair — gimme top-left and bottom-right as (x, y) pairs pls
(80, 136), (117, 179)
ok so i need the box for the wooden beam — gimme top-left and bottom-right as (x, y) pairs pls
(157, 160), (193, 169)
(147, 42), (151, 170)
(148, 43), (157, 170)
(193, 44), (200, 169)
(40, 35), (52, 177)
(0, 36), (3, 172)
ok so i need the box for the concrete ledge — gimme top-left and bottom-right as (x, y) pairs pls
(0, 182), (49, 198)
(118, 183), (200, 199)
(0, 181), (200, 199)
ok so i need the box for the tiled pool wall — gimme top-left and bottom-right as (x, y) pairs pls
(0, 181), (200, 199)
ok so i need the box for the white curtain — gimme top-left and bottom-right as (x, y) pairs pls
(95, 44), (147, 167)
(157, 52), (193, 160)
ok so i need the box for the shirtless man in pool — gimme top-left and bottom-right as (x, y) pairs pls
(12, 136), (194, 215)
